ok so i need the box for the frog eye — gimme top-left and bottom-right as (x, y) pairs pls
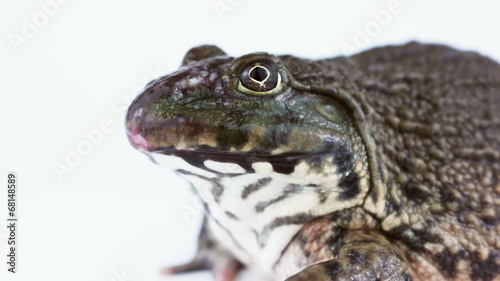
(238, 61), (284, 95)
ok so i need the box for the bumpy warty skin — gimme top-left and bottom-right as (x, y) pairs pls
(126, 42), (499, 281)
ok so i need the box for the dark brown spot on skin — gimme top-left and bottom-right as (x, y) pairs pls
(241, 177), (272, 199)
(403, 182), (431, 203)
(266, 213), (316, 231)
(332, 142), (355, 175)
(347, 249), (367, 266)
(225, 211), (239, 220)
(215, 125), (251, 151)
(327, 229), (347, 257)
(434, 251), (458, 277)
(403, 272), (413, 281)
(337, 172), (361, 200)
(259, 213), (316, 247)
(480, 213), (498, 225)
(255, 184), (301, 212)
(471, 252), (500, 281)
(270, 159), (298, 174)
(323, 260), (343, 276)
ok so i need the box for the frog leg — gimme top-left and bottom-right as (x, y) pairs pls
(162, 217), (243, 281)
(284, 229), (413, 281)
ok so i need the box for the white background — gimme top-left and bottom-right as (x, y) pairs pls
(1, 1), (499, 281)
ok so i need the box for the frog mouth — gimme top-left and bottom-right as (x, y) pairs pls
(128, 129), (326, 175)
(173, 147), (322, 174)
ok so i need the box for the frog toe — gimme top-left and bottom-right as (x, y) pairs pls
(212, 257), (244, 281)
(162, 253), (243, 281)
(161, 256), (208, 275)
(162, 217), (244, 280)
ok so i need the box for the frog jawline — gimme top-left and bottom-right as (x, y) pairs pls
(150, 146), (333, 175)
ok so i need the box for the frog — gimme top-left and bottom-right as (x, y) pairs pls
(125, 42), (500, 281)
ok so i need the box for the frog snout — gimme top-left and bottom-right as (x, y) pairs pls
(126, 120), (149, 151)
(125, 102), (150, 151)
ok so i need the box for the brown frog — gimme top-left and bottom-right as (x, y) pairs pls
(126, 42), (500, 280)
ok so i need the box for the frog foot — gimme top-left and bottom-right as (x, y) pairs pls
(161, 249), (243, 281)
(285, 230), (413, 281)
(285, 256), (412, 281)
(161, 218), (244, 281)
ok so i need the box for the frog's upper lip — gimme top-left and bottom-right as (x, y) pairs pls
(153, 145), (323, 161)
(127, 129), (330, 175)
(128, 132), (149, 151)
(126, 119), (150, 152)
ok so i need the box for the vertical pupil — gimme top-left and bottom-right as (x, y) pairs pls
(249, 66), (269, 82)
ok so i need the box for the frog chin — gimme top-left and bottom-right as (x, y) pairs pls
(146, 148), (368, 205)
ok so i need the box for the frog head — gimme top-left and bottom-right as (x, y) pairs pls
(126, 45), (365, 180)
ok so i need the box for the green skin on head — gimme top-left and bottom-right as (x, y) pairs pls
(128, 48), (356, 155)
(126, 46), (365, 176)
